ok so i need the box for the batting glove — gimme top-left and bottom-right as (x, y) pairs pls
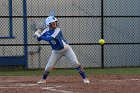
(34, 29), (41, 37)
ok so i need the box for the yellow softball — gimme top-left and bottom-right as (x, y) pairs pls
(99, 39), (105, 45)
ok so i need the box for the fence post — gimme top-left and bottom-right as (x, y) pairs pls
(23, 0), (28, 69)
(9, 0), (13, 37)
(101, 0), (104, 68)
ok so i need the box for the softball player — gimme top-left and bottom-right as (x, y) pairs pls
(34, 16), (90, 84)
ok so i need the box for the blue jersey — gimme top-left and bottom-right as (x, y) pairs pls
(38, 28), (68, 50)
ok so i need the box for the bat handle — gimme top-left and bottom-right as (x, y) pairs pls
(33, 35), (37, 38)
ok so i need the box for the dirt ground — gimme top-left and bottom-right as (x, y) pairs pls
(0, 75), (140, 93)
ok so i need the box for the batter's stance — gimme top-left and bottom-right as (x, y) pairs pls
(34, 16), (90, 84)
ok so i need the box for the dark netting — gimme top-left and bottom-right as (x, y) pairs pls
(27, 0), (101, 16)
(104, 0), (140, 16)
(12, 0), (23, 16)
(0, 1), (140, 92)
(104, 18), (140, 43)
(0, 0), (9, 16)
(0, 0), (140, 69)
(104, 45), (140, 67)
(0, 18), (9, 37)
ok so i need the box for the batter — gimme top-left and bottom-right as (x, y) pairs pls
(34, 16), (90, 84)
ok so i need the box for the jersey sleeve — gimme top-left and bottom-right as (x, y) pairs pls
(37, 28), (60, 41)
(38, 35), (54, 41)
(41, 27), (49, 35)
(51, 28), (60, 38)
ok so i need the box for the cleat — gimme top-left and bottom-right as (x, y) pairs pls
(37, 79), (46, 84)
(83, 78), (90, 84)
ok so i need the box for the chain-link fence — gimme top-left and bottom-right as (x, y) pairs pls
(0, 0), (140, 69)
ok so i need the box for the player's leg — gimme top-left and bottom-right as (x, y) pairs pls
(64, 46), (90, 83)
(43, 51), (62, 79)
(37, 50), (62, 84)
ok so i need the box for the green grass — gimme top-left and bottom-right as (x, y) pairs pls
(89, 68), (140, 75)
(0, 68), (140, 76)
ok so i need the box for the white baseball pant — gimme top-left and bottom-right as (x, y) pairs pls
(45, 45), (80, 70)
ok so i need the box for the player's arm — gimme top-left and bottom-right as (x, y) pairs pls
(39, 28), (60, 41)
(34, 28), (53, 41)
(39, 28), (61, 41)
(35, 28), (60, 41)
(38, 28), (54, 41)
(38, 35), (54, 41)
